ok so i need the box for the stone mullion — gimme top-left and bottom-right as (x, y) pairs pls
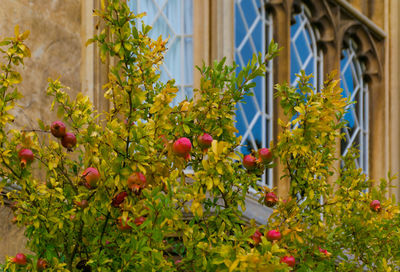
(388, 0), (400, 200)
(81, 0), (110, 116)
(193, 0), (211, 91)
(270, 0), (292, 198)
(210, 0), (234, 64)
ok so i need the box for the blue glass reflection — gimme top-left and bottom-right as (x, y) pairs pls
(340, 50), (355, 129)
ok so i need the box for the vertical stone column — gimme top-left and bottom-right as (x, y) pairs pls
(193, 0), (211, 90)
(270, 0), (292, 198)
(388, 0), (400, 200)
(81, 0), (110, 116)
(210, 0), (235, 64)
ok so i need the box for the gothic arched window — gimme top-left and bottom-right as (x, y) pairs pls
(234, 0), (273, 187)
(290, 4), (323, 89)
(340, 40), (369, 174)
(128, 0), (194, 104)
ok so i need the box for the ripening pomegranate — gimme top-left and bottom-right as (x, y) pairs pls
(251, 229), (263, 245)
(264, 192), (278, 207)
(370, 200), (381, 212)
(18, 148), (34, 168)
(127, 172), (146, 193)
(258, 147), (272, 163)
(198, 133), (213, 149)
(37, 258), (48, 270)
(74, 199), (89, 209)
(280, 256), (295, 267)
(50, 121), (66, 138)
(266, 229), (282, 241)
(82, 167), (100, 189)
(243, 154), (257, 170)
(61, 132), (77, 151)
(172, 137), (192, 157)
(134, 216), (146, 226)
(12, 253), (27, 265)
(112, 191), (128, 207)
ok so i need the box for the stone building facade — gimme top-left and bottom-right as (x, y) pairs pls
(0, 0), (400, 261)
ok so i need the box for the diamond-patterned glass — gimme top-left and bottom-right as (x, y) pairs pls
(340, 40), (369, 174)
(128, 0), (193, 105)
(290, 5), (323, 89)
(235, 0), (273, 188)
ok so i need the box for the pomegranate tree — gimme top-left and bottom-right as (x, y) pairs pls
(0, 2), (399, 272)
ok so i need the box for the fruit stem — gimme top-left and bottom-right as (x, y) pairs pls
(21, 129), (50, 133)
(99, 211), (111, 252)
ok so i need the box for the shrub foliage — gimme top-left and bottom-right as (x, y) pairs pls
(0, 2), (398, 271)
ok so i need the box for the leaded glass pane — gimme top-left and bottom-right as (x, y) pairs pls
(290, 5), (323, 90)
(128, 0), (193, 105)
(234, 0), (273, 188)
(340, 40), (369, 174)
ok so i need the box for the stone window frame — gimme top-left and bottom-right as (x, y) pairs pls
(267, 0), (386, 196)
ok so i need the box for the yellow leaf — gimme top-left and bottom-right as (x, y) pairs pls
(296, 234), (304, 244)
(202, 159), (209, 170)
(212, 140), (218, 155)
(228, 153), (241, 161)
(114, 43), (121, 53)
(183, 124), (190, 134)
(294, 106), (303, 114)
(218, 183), (225, 193)
(191, 201), (203, 217)
(217, 141), (226, 155)
(229, 259), (240, 272)
(180, 101), (190, 112)
(137, 164), (147, 174)
(206, 178), (213, 190)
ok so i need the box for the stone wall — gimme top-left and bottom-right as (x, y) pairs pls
(0, 0), (81, 129)
(0, 0), (81, 261)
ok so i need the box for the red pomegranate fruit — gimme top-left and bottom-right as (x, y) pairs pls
(264, 192), (278, 207)
(82, 167), (100, 189)
(12, 253), (27, 265)
(259, 147), (272, 163)
(370, 200), (381, 212)
(198, 133), (213, 149)
(280, 256), (295, 267)
(266, 229), (282, 241)
(50, 121), (66, 138)
(251, 229), (263, 245)
(134, 216), (146, 226)
(172, 137), (192, 157)
(243, 154), (257, 170)
(61, 132), (77, 151)
(127, 172), (146, 193)
(112, 191), (128, 207)
(18, 148), (34, 167)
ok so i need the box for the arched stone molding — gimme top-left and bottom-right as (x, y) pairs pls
(340, 19), (386, 182)
(340, 24), (383, 83)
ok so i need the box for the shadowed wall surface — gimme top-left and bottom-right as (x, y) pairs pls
(0, 0), (81, 129)
(0, 0), (81, 261)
